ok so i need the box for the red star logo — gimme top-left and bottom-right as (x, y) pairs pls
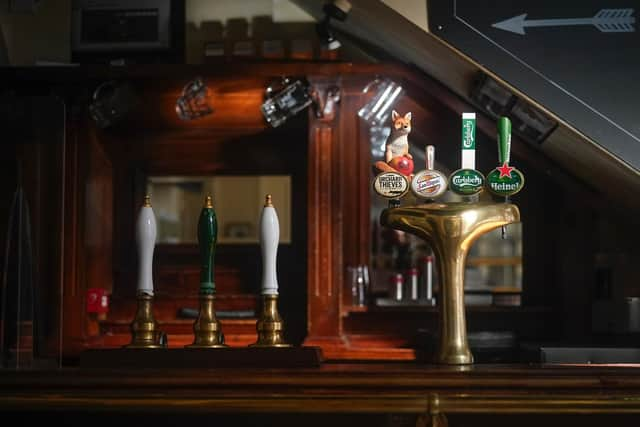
(497, 162), (514, 178)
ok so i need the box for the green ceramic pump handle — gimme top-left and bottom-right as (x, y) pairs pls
(198, 196), (217, 295)
(497, 116), (511, 165)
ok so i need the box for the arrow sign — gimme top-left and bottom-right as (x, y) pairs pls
(492, 8), (636, 35)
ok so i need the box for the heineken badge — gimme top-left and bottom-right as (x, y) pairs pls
(411, 145), (447, 199)
(487, 164), (524, 196)
(449, 168), (485, 195)
(373, 171), (409, 199)
(487, 117), (525, 197)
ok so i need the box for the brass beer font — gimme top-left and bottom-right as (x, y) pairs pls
(381, 202), (520, 364)
(189, 294), (226, 348)
(126, 293), (165, 349)
(251, 294), (291, 347)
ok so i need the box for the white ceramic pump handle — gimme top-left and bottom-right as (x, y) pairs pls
(260, 194), (280, 295)
(135, 195), (157, 295)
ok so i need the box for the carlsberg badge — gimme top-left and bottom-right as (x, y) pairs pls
(449, 169), (485, 195)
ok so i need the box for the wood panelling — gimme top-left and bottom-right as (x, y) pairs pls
(117, 79), (269, 131)
(7, 96), (68, 360)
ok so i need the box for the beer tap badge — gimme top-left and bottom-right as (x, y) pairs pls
(449, 112), (484, 195)
(373, 171), (409, 199)
(486, 117), (525, 197)
(411, 145), (447, 199)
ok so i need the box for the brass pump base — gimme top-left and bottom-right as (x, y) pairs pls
(187, 294), (226, 348)
(250, 294), (291, 348)
(381, 202), (520, 365)
(125, 293), (166, 349)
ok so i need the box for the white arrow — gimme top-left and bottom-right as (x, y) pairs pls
(492, 9), (635, 35)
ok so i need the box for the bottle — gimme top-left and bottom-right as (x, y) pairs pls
(392, 273), (404, 301)
(408, 268), (419, 300)
(357, 265), (369, 307)
(421, 255), (434, 301)
(348, 266), (367, 307)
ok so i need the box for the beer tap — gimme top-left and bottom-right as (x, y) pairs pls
(250, 195), (291, 347)
(187, 196), (226, 348)
(486, 116), (525, 239)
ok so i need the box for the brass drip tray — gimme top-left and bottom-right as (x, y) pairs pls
(526, 345), (640, 365)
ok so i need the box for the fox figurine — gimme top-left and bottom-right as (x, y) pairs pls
(374, 110), (414, 176)
(385, 110), (412, 162)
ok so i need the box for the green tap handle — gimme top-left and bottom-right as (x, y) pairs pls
(497, 117), (511, 165)
(198, 196), (217, 294)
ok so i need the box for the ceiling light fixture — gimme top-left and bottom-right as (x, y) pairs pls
(316, 0), (352, 51)
(471, 73), (557, 144)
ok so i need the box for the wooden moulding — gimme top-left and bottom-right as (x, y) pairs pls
(79, 346), (324, 369)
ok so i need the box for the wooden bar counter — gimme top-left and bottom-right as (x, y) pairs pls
(2, 363), (640, 425)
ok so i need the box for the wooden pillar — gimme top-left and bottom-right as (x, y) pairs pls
(304, 78), (347, 352)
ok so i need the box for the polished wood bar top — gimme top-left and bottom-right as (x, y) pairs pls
(1, 363), (640, 414)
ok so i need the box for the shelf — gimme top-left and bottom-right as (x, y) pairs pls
(343, 304), (552, 315)
(340, 304), (368, 317)
(492, 286), (522, 294)
(466, 256), (522, 266)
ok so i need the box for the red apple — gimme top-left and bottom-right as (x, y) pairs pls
(389, 156), (414, 176)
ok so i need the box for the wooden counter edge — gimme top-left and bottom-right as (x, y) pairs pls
(1, 392), (640, 414)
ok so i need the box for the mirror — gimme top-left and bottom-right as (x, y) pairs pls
(146, 175), (291, 244)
